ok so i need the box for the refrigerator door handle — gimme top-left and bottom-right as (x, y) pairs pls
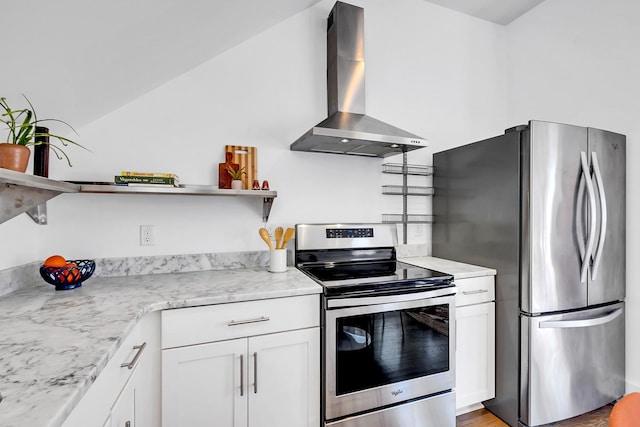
(539, 308), (623, 329)
(580, 151), (597, 283)
(576, 168), (586, 258)
(591, 152), (607, 280)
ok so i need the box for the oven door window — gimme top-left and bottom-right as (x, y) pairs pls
(335, 304), (450, 395)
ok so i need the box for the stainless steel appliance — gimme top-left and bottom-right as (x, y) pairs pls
(433, 120), (626, 426)
(295, 223), (457, 427)
(290, 2), (427, 157)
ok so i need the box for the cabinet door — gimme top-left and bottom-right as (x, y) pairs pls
(110, 379), (135, 427)
(248, 328), (320, 427)
(162, 338), (247, 427)
(455, 302), (495, 410)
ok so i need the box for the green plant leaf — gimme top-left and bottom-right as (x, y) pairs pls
(0, 94), (88, 164)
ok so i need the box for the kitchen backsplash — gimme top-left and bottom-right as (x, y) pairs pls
(0, 244), (428, 298)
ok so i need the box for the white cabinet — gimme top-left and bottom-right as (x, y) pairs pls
(62, 311), (161, 427)
(163, 338), (246, 426)
(161, 295), (320, 427)
(109, 376), (136, 427)
(455, 275), (495, 412)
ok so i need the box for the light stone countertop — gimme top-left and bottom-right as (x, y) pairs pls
(0, 267), (322, 427)
(399, 256), (497, 279)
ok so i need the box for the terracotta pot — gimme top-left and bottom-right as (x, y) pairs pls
(231, 180), (243, 190)
(0, 144), (31, 172)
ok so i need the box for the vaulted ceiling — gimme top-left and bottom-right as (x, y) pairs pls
(2, 0), (543, 131)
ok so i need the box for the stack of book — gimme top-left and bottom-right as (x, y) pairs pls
(115, 171), (180, 187)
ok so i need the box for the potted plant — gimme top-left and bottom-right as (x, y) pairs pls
(226, 166), (246, 189)
(0, 95), (86, 172)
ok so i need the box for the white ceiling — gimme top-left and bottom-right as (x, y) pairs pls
(2, 0), (542, 132)
(423, 0), (545, 25)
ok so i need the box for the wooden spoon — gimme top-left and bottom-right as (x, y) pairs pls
(259, 227), (274, 250)
(274, 226), (284, 249)
(280, 227), (295, 249)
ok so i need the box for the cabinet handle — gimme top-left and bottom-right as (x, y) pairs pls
(462, 289), (488, 295)
(227, 316), (270, 326)
(240, 354), (244, 397)
(120, 342), (147, 370)
(253, 352), (258, 394)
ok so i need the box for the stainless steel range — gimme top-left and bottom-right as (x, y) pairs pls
(295, 223), (457, 427)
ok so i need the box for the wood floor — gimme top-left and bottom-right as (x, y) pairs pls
(456, 405), (613, 427)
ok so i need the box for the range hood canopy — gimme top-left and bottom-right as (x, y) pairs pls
(290, 1), (427, 158)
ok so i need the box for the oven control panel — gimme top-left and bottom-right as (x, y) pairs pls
(296, 223), (398, 251)
(326, 228), (374, 238)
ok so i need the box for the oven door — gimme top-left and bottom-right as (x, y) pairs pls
(324, 288), (456, 421)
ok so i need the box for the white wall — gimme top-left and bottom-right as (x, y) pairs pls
(0, 0), (507, 267)
(506, 0), (640, 392)
(3, 0), (635, 401)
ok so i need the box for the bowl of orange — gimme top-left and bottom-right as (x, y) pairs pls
(40, 255), (96, 291)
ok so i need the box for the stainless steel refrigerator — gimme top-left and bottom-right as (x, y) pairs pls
(433, 120), (625, 426)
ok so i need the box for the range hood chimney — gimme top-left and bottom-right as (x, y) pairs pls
(290, 1), (427, 157)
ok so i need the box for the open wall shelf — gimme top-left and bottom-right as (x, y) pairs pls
(77, 184), (277, 222)
(381, 161), (434, 243)
(0, 168), (79, 224)
(0, 170), (277, 224)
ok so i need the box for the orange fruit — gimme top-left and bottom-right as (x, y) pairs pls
(44, 255), (67, 267)
(65, 263), (80, 282)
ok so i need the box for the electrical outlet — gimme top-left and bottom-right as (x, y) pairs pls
(140, 225), (155, 246)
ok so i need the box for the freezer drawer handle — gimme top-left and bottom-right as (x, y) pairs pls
(591, 152), (607, 280)
(539, 308), (622, 329)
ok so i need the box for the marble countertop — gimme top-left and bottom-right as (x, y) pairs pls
(399, 256), (496, 279)
(0, 267), (322, 427)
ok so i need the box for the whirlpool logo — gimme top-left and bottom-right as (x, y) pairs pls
(391, 389), (404, 397)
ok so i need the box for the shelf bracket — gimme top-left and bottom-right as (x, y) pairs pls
(0, 183), (61, 225)
(263, 197), (275, 222)
(26, 203), (48, 224)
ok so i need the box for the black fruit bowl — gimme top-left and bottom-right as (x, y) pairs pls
(40, 260), (96, 291)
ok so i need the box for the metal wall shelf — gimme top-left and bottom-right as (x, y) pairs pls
(382, 163), (434, 176)
(381, 161), (434, 243)
(0, 170), (277, 224)
(382, 185), (434, 196)
(382, 214), (434, 224)
(0, 168), (79, 224)
(77, 184), (277, 222)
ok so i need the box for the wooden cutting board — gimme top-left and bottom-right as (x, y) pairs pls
(225, 145), (257, 190)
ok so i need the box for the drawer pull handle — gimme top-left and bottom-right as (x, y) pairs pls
(120, 342), (146, 370)
(254, 351), (258, 394)
(462, 289), (488, 295)
(240, 354), (244, 396)
(228, 316), (270, 326)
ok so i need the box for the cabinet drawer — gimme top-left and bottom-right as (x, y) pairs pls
(455, 276), (495, 307)
(161, 295), (319, 349)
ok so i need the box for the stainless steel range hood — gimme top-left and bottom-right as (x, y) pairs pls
(290, 1), (427, 157)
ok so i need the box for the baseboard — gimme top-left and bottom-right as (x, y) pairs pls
(456, 402), (484, 416)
